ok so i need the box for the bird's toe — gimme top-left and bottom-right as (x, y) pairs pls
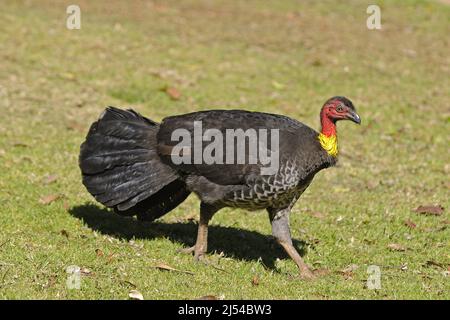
(298, 269), (316, 281)
(193, 251), (206, 262)
(178, 245), (196, 255)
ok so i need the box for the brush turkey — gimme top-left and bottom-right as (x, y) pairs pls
(79, 96), (360, 278)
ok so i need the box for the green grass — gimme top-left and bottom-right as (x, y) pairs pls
(0, 0), (449, 299)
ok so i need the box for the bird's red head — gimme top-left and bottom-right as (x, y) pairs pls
(320, 96), (360, 137)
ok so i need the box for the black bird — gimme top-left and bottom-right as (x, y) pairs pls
(79, 96), (360, 278)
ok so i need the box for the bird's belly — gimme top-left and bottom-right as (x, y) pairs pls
(221, 175), (312, 210)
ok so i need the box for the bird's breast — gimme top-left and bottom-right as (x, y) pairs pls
(220, 161), (313, 210)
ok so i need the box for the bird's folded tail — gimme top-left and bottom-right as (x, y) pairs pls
(79, 107), (190, 221)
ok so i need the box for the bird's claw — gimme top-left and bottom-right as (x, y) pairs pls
(178, 246), (196, 254)
(178, 246), (206, 262)
(298, 268), (316, 281)
(194, 252), (206, 262)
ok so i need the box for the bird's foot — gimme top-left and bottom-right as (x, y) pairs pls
(298, 267), (316, 281)
(193, 251), (206, 262)
(178, 245), (206, 262)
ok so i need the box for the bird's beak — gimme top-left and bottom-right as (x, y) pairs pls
(347, 110), (361, 125)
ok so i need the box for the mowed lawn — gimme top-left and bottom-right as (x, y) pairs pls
(0, 0), (448, 299)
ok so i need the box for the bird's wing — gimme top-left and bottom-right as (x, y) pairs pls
(157, 110), (319, 186)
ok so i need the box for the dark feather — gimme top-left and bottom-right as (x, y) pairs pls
(157, 110), (331, 186)
(115, 179), (190, 221)
(79, 107), (182, 211)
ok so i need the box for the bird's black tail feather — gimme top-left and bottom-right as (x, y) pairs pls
(79, 107), (190, 221)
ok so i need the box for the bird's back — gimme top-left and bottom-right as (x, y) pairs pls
(157, 109), (335, 209)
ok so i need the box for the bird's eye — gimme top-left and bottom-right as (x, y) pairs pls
(336, 105), (344, 112)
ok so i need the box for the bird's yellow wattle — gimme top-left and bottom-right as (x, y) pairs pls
(318, 133), (338, 157)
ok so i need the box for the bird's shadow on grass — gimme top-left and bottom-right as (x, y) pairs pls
(69, 204), (309, 270)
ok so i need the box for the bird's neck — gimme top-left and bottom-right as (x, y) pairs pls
(319, 115), (338, 157)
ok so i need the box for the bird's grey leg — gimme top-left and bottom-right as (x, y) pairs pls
(179, 202), (218, 261)
(268, 208), (315, 279)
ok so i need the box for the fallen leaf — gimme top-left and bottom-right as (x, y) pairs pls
(63, 201), (70, 211)
(42, 174), (58, 185)
(425, 260), (445, 269)
(12, 142), (29, 148)
(129, 290), (144, 300)
(80, 267), (92, 275)
(209, 263), (228, 273)
(341, 272), (354, 280)
(341, 264), (359, 273)
(251, 275), (259, 286)
(307, 210), (326, 219)
(95, 249), (104, 257)
(366, 181), (379, 190)
(39, 194), (60, 205)
(152, 263), (194, 275)
(338, 264), (358, 279)
(423, 225), (447, 232)
(404, 219), (417, 229)
(60, 230), (69, 238)
(165, 87), (181, 100)
(45, 275), (57, 288)
(107, 253), (116, 263)
(414, 205), (444, 216)
(122, 280), (136, 288)
(311, 59), (322, 67)
(198, 295), (217, 300)
(388, 243), (407, 252)
(66, 121), (84, 132)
